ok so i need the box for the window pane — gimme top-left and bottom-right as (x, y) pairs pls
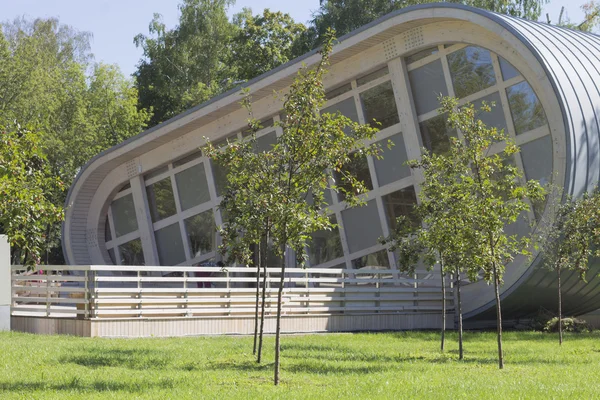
(104, 216), (112, 242)
(373, 133), (411, 187)
(406, 46), (439, 65)
(323, 97), (359, 136)
(144, 166), (168, 181)
(211, 160), (228, 197)
(360, 81), (399, 129)
(255, 131), (277, 153)
(448, 46), (496, 98)
(111, 194), (138, 237)
(173, 151), (202, 168)
(308, 216), (344, 266)
(341, 200), (383, 253)
(506, 81), (547, 135)
(383, 187), (419, 231)
(107, 248), (116, 265)
(155, 223), (186, 265)
(520, 135), (553, 186)
(212, 133), (238, 148)
(119, 239), (144, 265)
(175, 163), (211, 211)
(356, 66), (388, 86)
(323, 97), (359, 122)
(408, 59), (448, 115)
(146, 178), (177, 223)
(499, 57), (519, 81)
(469, 92), (507, 133)
(185, 210), (216, 258)
(335, 155), (373, 201)
(352, 250), (390, 269)
(326, 83), (352, 100)
(419, 114), (457, 155)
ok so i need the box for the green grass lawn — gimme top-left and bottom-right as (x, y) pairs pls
(1, 330), (600, 399)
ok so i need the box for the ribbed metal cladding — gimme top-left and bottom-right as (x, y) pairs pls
(457, 8), (600, 320)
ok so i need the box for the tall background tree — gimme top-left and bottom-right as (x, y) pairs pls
(0, 17), (151, 264)
(537, 188), (600, 345)
(0, 121), (64, 267)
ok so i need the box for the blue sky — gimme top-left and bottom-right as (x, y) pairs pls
(0, 1), (589, 77)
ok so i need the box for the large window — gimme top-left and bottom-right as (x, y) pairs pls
(101, 42), (552, 278)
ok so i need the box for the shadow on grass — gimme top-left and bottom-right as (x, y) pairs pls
(0, 377), (178, 393)
(205, 360), (273, 373)
(59, 348), (171, 370)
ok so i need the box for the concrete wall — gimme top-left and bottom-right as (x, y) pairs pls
(0, 235), (10, 331)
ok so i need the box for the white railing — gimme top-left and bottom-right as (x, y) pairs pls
(11, 265), (452, 319)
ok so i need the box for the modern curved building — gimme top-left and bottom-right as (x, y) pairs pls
(63, 3), (600, 324)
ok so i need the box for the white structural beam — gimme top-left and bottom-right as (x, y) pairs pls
(0, 235), (10, 331)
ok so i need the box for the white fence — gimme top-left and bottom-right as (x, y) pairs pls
(11, 265), (452, 320)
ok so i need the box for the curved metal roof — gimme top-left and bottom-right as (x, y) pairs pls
(63, 3), (600, 320)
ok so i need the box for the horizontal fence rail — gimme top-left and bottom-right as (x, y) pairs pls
(11, 265), (454, 319)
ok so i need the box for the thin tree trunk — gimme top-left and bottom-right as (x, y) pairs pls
(558, 265), (563, 346)
(253, 243), (261, 355)
(257, 236), (268, 363)
(456, 266), (463, 360)
(440, 256), (446, 353)
(493, 262), (504, 369)
(274, 246), (286, 385)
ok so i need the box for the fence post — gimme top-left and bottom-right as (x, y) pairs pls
(0, 235), (10, 331)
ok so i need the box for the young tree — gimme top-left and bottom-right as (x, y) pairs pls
(437, 97), (545, 369)
(208, 30), (379, 385)
(0, 121), (64, 267)
(537, 188), (600, 345)
(204, 114), (275, 363)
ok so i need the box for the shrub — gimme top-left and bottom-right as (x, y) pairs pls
(544, 317), (590, 333)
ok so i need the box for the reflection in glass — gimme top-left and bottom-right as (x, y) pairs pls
(408, 59), (448, 115)
(383, 187), (419, 230)
(499, 57), (520, 81)
(352, 250), (390, 269)
(373, 133), (411, 187)
(520, 135), (553, 186)
(155, 223), (186, 265)
(448, 46), (496, 98)
(342, 200), (383, 254)
(111, 194), (138, 237)
(185, 210), (216, 258)
(419, 114), (456, 155)
(175, 163), (211, 211)
(506, 81), (547, 135)
(360, 81), (399, 129)
(119, 238), (145, 265)
(308, 216), (343, 266)
(469, 92), (507, 133)
(146, 178), (177, 222)
(406, 46), (439, 64)
(335, 155), (373, 201)
(356, 66), (389, 86)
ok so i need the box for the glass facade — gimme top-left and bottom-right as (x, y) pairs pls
(102, 42), (551, 274)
